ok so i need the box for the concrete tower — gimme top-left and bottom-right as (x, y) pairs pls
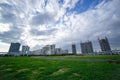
(8, 43), (21, 54)
(22, 45), (30, 54)
(98, 37), (111, 51)
(72, 44), (77, 55)
(80, 41), (94, 54)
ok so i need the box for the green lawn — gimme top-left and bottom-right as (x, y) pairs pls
(37, 55), (120, 60)
(0, 55), (120, 80)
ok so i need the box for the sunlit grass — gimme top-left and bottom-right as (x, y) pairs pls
(0, 55), (120, 80)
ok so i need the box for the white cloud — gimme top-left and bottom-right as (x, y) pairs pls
(0, 41), (9, 52)
(51, 0), (120, 49)
(0, 0), (120, 51)
(0, 23), (10, 33)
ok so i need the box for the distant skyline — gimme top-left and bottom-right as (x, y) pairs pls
(0, 0), (120, 52)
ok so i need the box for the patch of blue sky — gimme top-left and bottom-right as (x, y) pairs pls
(46, 0), (112, 26)
(65, 0), (110, 14)
(44, 0), (48, 7)
(58, 0), (64, 5)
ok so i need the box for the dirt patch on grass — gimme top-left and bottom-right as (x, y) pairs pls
(68, 73), (80, 79)
(32, 70), (38, 74)
(32, 70), (43, 74)
(4, 68), (12, 71)
(39, 67), (45, 70)
(72, 73), (80, 77)
(51, 68), (69, 76)
(17, 68), (29, 73)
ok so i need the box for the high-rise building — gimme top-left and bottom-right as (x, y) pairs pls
(8, 43), (21, 53)
(22, 45), (30, 54)
(41, 44), (56, 55)
(51, 44), (55, 55)
(98, 37), (111, 51)
(80, 41), (93, 54)
(72, 44), (77, 54)
(55, 48), (61, 55)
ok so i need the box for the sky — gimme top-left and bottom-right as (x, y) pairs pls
(0, 0), (120, 52)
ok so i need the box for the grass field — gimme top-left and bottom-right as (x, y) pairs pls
(0, 55), (120, 80)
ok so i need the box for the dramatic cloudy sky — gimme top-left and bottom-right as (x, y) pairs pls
(0, 0), (120, 52)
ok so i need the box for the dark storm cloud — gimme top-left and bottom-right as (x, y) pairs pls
(30, 13), (55, 26)
(0, 2), (24, 44)
(0, 26), (23, 43)
(0, 3), (17, 23)
(30, 28), (57, 36)
(0, 2), (13, 9)
(0, 13), (17, 23)
(109, 35), (120, 49)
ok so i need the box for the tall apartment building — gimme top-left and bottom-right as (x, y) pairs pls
(8, 43), (21, 54)
(98, 37), (111, 51)
(41, 44), (56, 55)
(22, 45), (30, 54)
(80, 41), (93, 54)
(72, 44), (77, 54)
